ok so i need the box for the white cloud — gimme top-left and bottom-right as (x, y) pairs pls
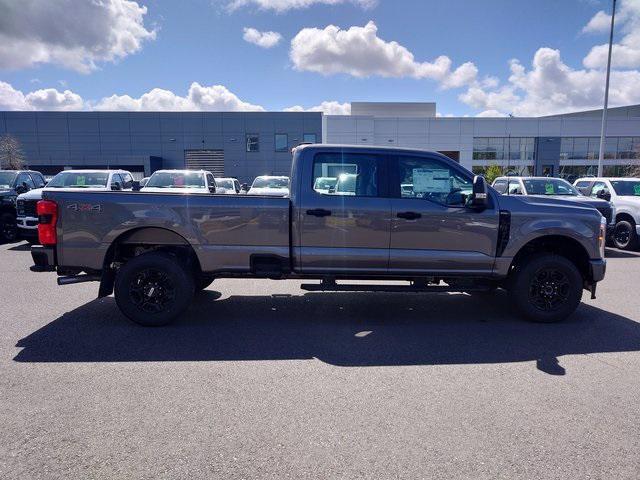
(459, 47), (640, 117)
(0, 0), (156, 73)
(0, 81), (263, 112)
(284, 100), (351, 115)
(289, 21), (477, 89)
(582, 10), (612, 33)
(475, 109), (507, 117)
(94, 82), (265, 111)
(583, 0), (640, 68)
(227, 0), (376, 13)
(0, 81), (84, 110)
(243, 28), (282, 48)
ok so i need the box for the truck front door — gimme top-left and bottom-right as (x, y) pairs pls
(296, 151), (391, 273)
(388, 154), (500, 275)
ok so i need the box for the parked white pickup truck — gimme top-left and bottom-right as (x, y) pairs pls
(574, 177), (640, 250)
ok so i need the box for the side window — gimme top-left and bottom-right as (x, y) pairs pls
(493, 180), (508, 194)
(17, 173), (35, 189)
(111, 174), (124, 189)
(121, 173), (133, 189)
(31, 173), (46, 188)
(575, 181), (591, 195)
(508, 180), (523, 195)
(590, 181), (609, 198)
(395, 156), (472, 207)
(313, 153), (380, 197)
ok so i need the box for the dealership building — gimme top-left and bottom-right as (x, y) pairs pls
(1, 102), (639, 181)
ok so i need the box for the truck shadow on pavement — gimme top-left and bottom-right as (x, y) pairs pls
(14, 289), (640, 374)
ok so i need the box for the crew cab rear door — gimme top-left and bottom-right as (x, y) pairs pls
(387, 153), (499, 275)
(296, 150), (391, 273)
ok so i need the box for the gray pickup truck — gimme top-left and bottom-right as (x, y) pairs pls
(30, 144), (606, 326)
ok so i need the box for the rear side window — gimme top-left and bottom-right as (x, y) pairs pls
(16, 173), (35, 189)
(31, 173), (46, 188)
(493, 180), (507, 194)
(312, 153), (380, 197)
(575, 181), (591, 194)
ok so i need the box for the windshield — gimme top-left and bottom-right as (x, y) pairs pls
(610, 180), (640, 197)
(251, 177), (289, 189)
(523, 179), (579, 196)
(47, 171), (109, 188)
(0, 172), (17, 189)
(146, 172), (205, 188)
(216, 179), (234, 189)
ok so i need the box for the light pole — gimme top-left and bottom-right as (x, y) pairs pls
(597, 0), (617, 177)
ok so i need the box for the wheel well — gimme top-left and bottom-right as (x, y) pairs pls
(509, 235), (590, 280)
(615, 212), (636, 225)
(98, 227), (202, 297)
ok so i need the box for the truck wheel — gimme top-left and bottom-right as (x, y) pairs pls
(612, 220), (638, 250)
(510, 254), (582, 323)
(1, 212), (18, 243)
(114, 252), (195, 326)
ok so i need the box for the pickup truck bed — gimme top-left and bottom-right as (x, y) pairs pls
(30, 144), (606, 326)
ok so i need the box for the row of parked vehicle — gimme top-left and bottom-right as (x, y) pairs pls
(0, 167), (291, 243)
(491, 175), (640, 251)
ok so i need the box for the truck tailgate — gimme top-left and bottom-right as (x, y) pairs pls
(43, 190), (291, 273)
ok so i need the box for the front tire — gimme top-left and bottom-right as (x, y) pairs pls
(612, 220), (638, 250)
(114, 252), (195, 326)
(510, 253), (583, 323)
(0, 212), (18, 243)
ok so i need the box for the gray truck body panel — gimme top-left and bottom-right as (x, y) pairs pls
(42, 145), (605, 281)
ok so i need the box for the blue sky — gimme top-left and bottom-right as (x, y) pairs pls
(1, 0), (639, 116)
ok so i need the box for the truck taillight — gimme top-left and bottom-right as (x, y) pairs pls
(37, 200), (58, 246)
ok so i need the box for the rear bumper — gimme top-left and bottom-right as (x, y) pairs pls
(589, 258), (606, 283)
(30, 245), (56, 272)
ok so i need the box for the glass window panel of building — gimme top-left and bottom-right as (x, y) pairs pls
(472, 137), (535, 175)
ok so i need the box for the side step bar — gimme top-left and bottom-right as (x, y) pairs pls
(300, 280), (493, 294)
(57, 274), (101, 286)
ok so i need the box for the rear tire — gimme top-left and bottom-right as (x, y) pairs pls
(510, 253), (583, 323)
(0, 212), (18, 243)
(612, 220), (638, 250)
(114, 252), (195, 326)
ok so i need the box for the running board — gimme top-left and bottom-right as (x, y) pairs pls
(300, 281), (492, 293)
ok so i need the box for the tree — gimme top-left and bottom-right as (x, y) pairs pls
(483, 164), (504, 184)
(0, 134), (25, 170)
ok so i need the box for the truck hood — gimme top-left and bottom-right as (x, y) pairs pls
(503, 194), (605, 216)
(141, 187), (210, 194)
(17, 188), (45, 201)
(247, 187), (289, 197)
(527, 194), (609, 209)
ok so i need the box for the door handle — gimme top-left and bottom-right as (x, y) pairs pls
(306, 208), (332, 217)
(397, 211), (422, 220)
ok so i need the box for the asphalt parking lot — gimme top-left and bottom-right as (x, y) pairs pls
(1, 241), (640, 479)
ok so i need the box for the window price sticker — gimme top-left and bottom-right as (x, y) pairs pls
(413, 168), (450, 193)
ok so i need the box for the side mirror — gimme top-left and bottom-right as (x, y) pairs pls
(15, 184), (27, 194)
(469, 175), (488, 209)
(131, 180), (141, 191)
(209, 185), (216, 194)
(111, 181), (121, 191)
(597, 190), (611, 201)
(240, 183), (249, 192)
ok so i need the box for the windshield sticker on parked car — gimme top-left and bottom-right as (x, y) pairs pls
(413, 169), (450, 193)
(76, 176), (85, 186)
(634, 184), (640, 195)
(545, 183), (555, 194)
